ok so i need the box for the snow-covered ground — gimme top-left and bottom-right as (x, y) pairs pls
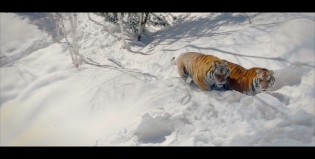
(0, 13), (314, 146)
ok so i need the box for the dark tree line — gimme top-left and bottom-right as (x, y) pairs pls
(96, 13), (176, 41)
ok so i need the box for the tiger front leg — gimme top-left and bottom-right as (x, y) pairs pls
(193, 75), (209, 91)
(198, 81), (210, 91)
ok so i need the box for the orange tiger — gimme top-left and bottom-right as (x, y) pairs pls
(171, 52), (230, 91)
(225, 61), (275, 95)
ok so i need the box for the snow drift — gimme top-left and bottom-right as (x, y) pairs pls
(0, 13), (314, 146)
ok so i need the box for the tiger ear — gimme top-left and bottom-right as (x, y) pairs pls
(222, 60), (228, 65)
(212, 62), (216, 68)
(269, 70), (274, 75)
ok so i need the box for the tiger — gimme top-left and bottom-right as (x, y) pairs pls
(224, 61), (275, 95)
(171, 52), (231, 91)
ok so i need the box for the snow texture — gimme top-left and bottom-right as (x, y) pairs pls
(0, 13), (314, 146)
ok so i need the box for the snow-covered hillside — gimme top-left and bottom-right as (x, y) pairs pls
(0, 13), (314, 146)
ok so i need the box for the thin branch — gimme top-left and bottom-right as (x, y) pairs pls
(164, 45), (315, 68)
(87, 13), (120, 39)
(205, 47), (314, 68)
(107, 58), (123, 68)
(243, 12), (252, 24)
(82, 58), (158, 81)
(127, 48), (155, 55)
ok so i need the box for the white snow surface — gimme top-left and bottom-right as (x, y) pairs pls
(0, 13), (314, 146)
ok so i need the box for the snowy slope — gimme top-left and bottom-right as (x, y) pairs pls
(0, 13), (314, 146)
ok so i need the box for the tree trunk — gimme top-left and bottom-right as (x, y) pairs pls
(118, 13), (127, 49)
(141, 13), (149, 33)
(68, 13), (79, 68)
(58, 14), (76, 66)
(137, 13), (143, 41)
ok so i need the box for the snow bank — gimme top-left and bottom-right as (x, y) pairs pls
(0, 13), (46, 55)
(1, 13), (314, 146)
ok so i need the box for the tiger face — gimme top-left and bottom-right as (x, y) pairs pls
(253, 69), (275, 92)
(208, 60), (231, 88)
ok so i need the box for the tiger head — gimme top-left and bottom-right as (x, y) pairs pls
(252, 68), (275, 92)
(210, 60), (231, 88)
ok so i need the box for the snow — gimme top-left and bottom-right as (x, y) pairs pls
(0, 13), (314, 146)
(0, 13), (47, 55)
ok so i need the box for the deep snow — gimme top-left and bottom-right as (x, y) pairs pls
(0, 12), (314, 146)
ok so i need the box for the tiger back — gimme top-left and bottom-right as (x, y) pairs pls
(172, 52), (230, 91)
(226, 61), (275, 95)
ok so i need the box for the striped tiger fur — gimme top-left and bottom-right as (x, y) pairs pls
(171, 52), (231, 91)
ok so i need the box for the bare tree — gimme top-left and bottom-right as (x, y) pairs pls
(87, 13), (120, 39)
(97, 13), (173, 42)
(118, 13), (128, 49)
(68, 13), (81, 68)
(53, 13), (82, 68)
(137, 13), (143, 41)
